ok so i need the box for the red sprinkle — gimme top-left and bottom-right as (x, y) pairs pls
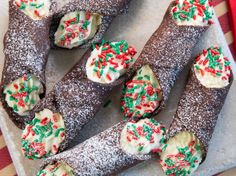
(53, 115), (58, 122)
(53, 145), (58, 153)
(13, 84), (19, 89)
(40, 117), (48, 125)
(34, 10), (40, 17)
(106, 74), (112, 81)
(23, 74), (27, 81)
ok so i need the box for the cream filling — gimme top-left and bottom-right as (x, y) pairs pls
(3, 75), (43, 116)
(194, 50), (231, 88)
(136, 65), (160, 89)
(86, 41), (136, 84)
(171, 0), (214, 26)
(14, 0), (50, 20)
(54, 11), (102, 49)
(37, 162), (74, 176)
(120, 118), (166, 155)
(194, 47), (231, 88)
(196, 71), (229, 88)
(121, 65), (162, 118)
(21, 109), (65, 159)
(160, 132), (204, 176)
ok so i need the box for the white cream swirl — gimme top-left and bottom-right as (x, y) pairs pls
(37, 162), (74, 176)
(86, 41), (137, 84)
(54, 11), (102, 49)
(21, 109), (65, 159)
(14, 0), (50, 20)
(171, 0), (214, 26)
(3, 74), (43, 116)
(160, 132), (204, 176)
(194, 47), (231, 88)
(121, 65), (162, 118)
(120, 118), (166, 155)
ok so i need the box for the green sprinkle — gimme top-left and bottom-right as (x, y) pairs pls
(138, 146), (144, 151)
(225, 61), (231, 66)
(103, 100), (111, 108)
(195, 65), (200, 70)
(6, 90), (12, 94)
(100, 69), (104, 76)
(216, 72), (221, 77)
(25, 95), (29, 103)
(55, 128), (65, 137)
(13, 104), (18, 112)
(195, 144), (201, 151)
(31, 99), (36, 105)
(20, 2), (26, 10)
(109, 67), (117, 72)
(159, 137), (165, 144)
(60, 25), (64, 30)
(102, 47), (108, 51)
(137, 77), (143, 80)
(122, 43), (129, 53)
(30, 3), (37, 7)
(165, 158), (175, 166)
(9, 96), (17, 102)
(91, 43), (95, 50)
(144, 75), (150, 80)
(36, 3), (44, 9)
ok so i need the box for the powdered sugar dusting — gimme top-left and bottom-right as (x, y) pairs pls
(51, 0), (131, 16)
(42, 122), (151, 175)
(29, 48), (131, 153)
(168, 66), (233, 156)
(0, 0), (51, 128)
(49, 0), (132, 49)
(1, 0), (132, 129)
(126, 2), (208, 115)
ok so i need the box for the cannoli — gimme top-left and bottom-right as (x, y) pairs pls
(0, 0), (51, 129)
(37, 118), (166, 175)
(49, 0), (132, 49)
(21, 41), (137, 159)
(121, 0), (213, 119)
(160, 46), (233, 175)
(0, 0), (132, 129)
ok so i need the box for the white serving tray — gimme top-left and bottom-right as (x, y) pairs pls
(0, 0), (236, 176)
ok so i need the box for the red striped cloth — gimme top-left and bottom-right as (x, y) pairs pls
(0, 147), (13, 170)
(227, 0), (236, 56)
(0, 1), (235, 176)
(0, 131), (16, 175)
(212, 0), (236, 59)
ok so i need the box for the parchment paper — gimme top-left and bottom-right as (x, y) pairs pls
(0, 0), (236, 176)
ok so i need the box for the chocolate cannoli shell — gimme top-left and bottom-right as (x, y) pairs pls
(51, 0), (131, 17)
(49, 0), (132, 49)
(49, 15), (113, 49)
(41, 121), (152, 176)
(126, 2), (208, 115)
(0, 0), (51, 129)
(30, 49), (128, 151)
(167, 66), (233, 159)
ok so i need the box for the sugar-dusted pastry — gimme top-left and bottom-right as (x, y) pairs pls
(160, 47), (233, 175)
(0, 0), (133, 129)
(37, 161), (74, 176)
(121, 0), (214, 119)
(21, 41), (137, 160)
(171, 0), (214, 26)
(0, 0), (52, 129)
(49, 0), (132, 49)
(14, 0), (51, 20)
(121, 65), (162, 118)
(54, 11), (102, 49)
(38, 118), (166, 175)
